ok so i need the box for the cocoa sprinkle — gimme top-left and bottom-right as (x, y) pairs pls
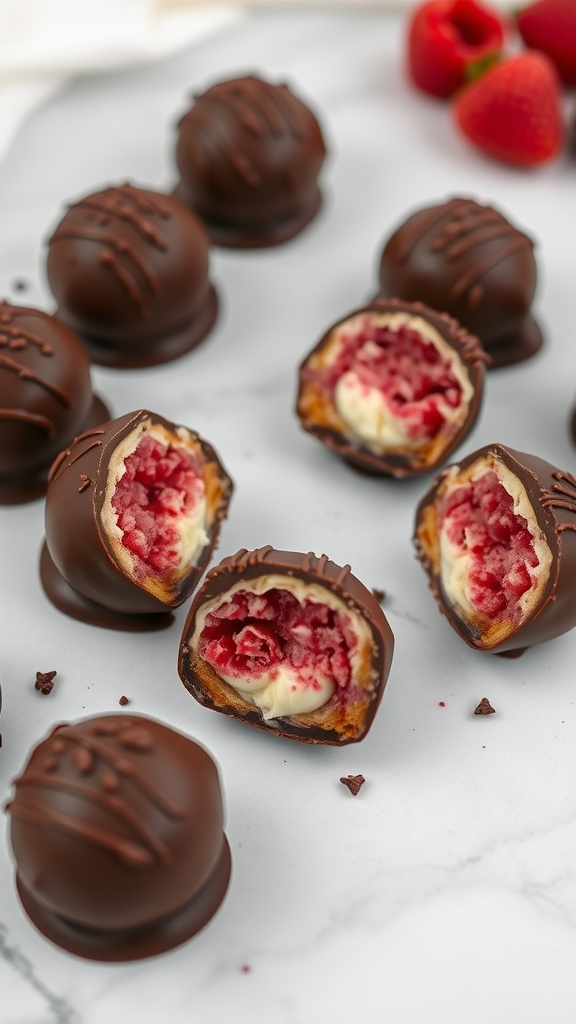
(474, 697), (496, 716)
(35, 670), (57, 695)
(340, 774), (365, 796)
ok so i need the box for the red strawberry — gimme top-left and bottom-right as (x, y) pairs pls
(517, 0), (576, 87)
(453, 52), (563, 166)
(407, 0), (506, 99)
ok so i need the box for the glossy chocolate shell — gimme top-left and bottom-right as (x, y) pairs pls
(179, 546), (394, 744)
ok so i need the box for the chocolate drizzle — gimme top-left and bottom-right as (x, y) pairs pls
(0, 303), (72, 436)
(49, 186), (171, 315)
(541, 471), (576, 532)
(8, 719), (185, 870)
(396, 198), (533, 311)
(183, 77), (307, 188)
(48, 428), (105, 483)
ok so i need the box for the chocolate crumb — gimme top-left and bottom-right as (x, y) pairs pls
(12, 278), (28, 292)
(371, 587), (386, 603)
(474, 697), (495, 716)
(35, 670), (57, 695)
(118, 695), (130, 706)
(340, 774), (365, 796)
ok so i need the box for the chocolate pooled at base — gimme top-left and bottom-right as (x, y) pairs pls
(6, 714), (231, 961)
(0, 302), (109, 504)
(46, 184), (218, 368)
(179, 546), (394, 744)
(378, 197), (543, 369)
(174, 74), (327, 248)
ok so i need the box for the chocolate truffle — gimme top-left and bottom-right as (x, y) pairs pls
(296, 298), (488, 477)
(41, 409), (233, 630)
(378, 197), (542, 368)
(179, 546), (394, 744)
(46, 183), (217, 368)
(0, 302), (108, 504)
(174, 74), (327, 248)
(414, 443), (576, 655)
(6, 713), (231, 961)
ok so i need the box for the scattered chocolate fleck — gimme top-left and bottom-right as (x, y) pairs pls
(474, 698), (495, 716)
(119, 695), (129, 706)
(12, 279), (28, 292)
(438, 701), (446, 707)
(340, 774), (365, 796)
(371, 587), (386, 603)
(35, 670), (57, 695)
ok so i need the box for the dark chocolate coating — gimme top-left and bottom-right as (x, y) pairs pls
(7, 713), (231, 961)
(174, 75), (327, 248)
(46, 184), (218, 368)
(414, 443), (576, 654)
(296, 298), (488, 478)
(41, 409), (233, 629)
(0, 302), (109, 504)
(179, 546), (394, 744)
(378, 198), (542, 368)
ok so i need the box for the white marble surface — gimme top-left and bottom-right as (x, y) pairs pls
(1, 8), (576, 1023)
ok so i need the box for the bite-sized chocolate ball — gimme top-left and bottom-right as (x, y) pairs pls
(179, 546), (394, 744)
(46, 183), (218, 368)
(0, 302), (109, 504)
(296, 298), (488, 478)
(6, 713), (231, 961)
(378, 197), (542, 368)
(41, 409), (233, 630)
(174, 74), (327, 248)
(414, 443), (576, 656)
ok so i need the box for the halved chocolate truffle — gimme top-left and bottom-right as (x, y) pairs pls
(6, 713), (231, 961)
(0, 302), (108, 504)
(296, 298), (488, 477)
(41, 409), (233, 630)
(179, 547), (394, 744)
(414, 444), (576, 655)
(46, 183), (217, 368)
(378, 198), (542, 368)
(174, 74), (327, 248)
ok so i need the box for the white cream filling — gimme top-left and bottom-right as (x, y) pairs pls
(192, 575), (372, 719)
(327, 312), (473, 453)
(439, 459), (553, 623)
(224, 665), (335, 721)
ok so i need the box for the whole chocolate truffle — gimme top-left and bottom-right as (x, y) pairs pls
(0, 302), (108, 504)
(46, 183), (217, 368)
(378, 198), (542, 368)
(179, 546), (394, 744)
(414, 443), (576, 656)
(297, 298), (488, 478)
(41, 409), (233, 630)
(6, 714), (231, 961)
(174, 74), (327, 248)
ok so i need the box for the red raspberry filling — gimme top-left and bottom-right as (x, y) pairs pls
(439, 470), (540, 620)
(326, 319), (463, 440)
(199, 588), (358, 693)
(111, 433), (205, 573)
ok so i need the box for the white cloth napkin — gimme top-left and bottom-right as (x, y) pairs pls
(0, 1), (246, 164)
